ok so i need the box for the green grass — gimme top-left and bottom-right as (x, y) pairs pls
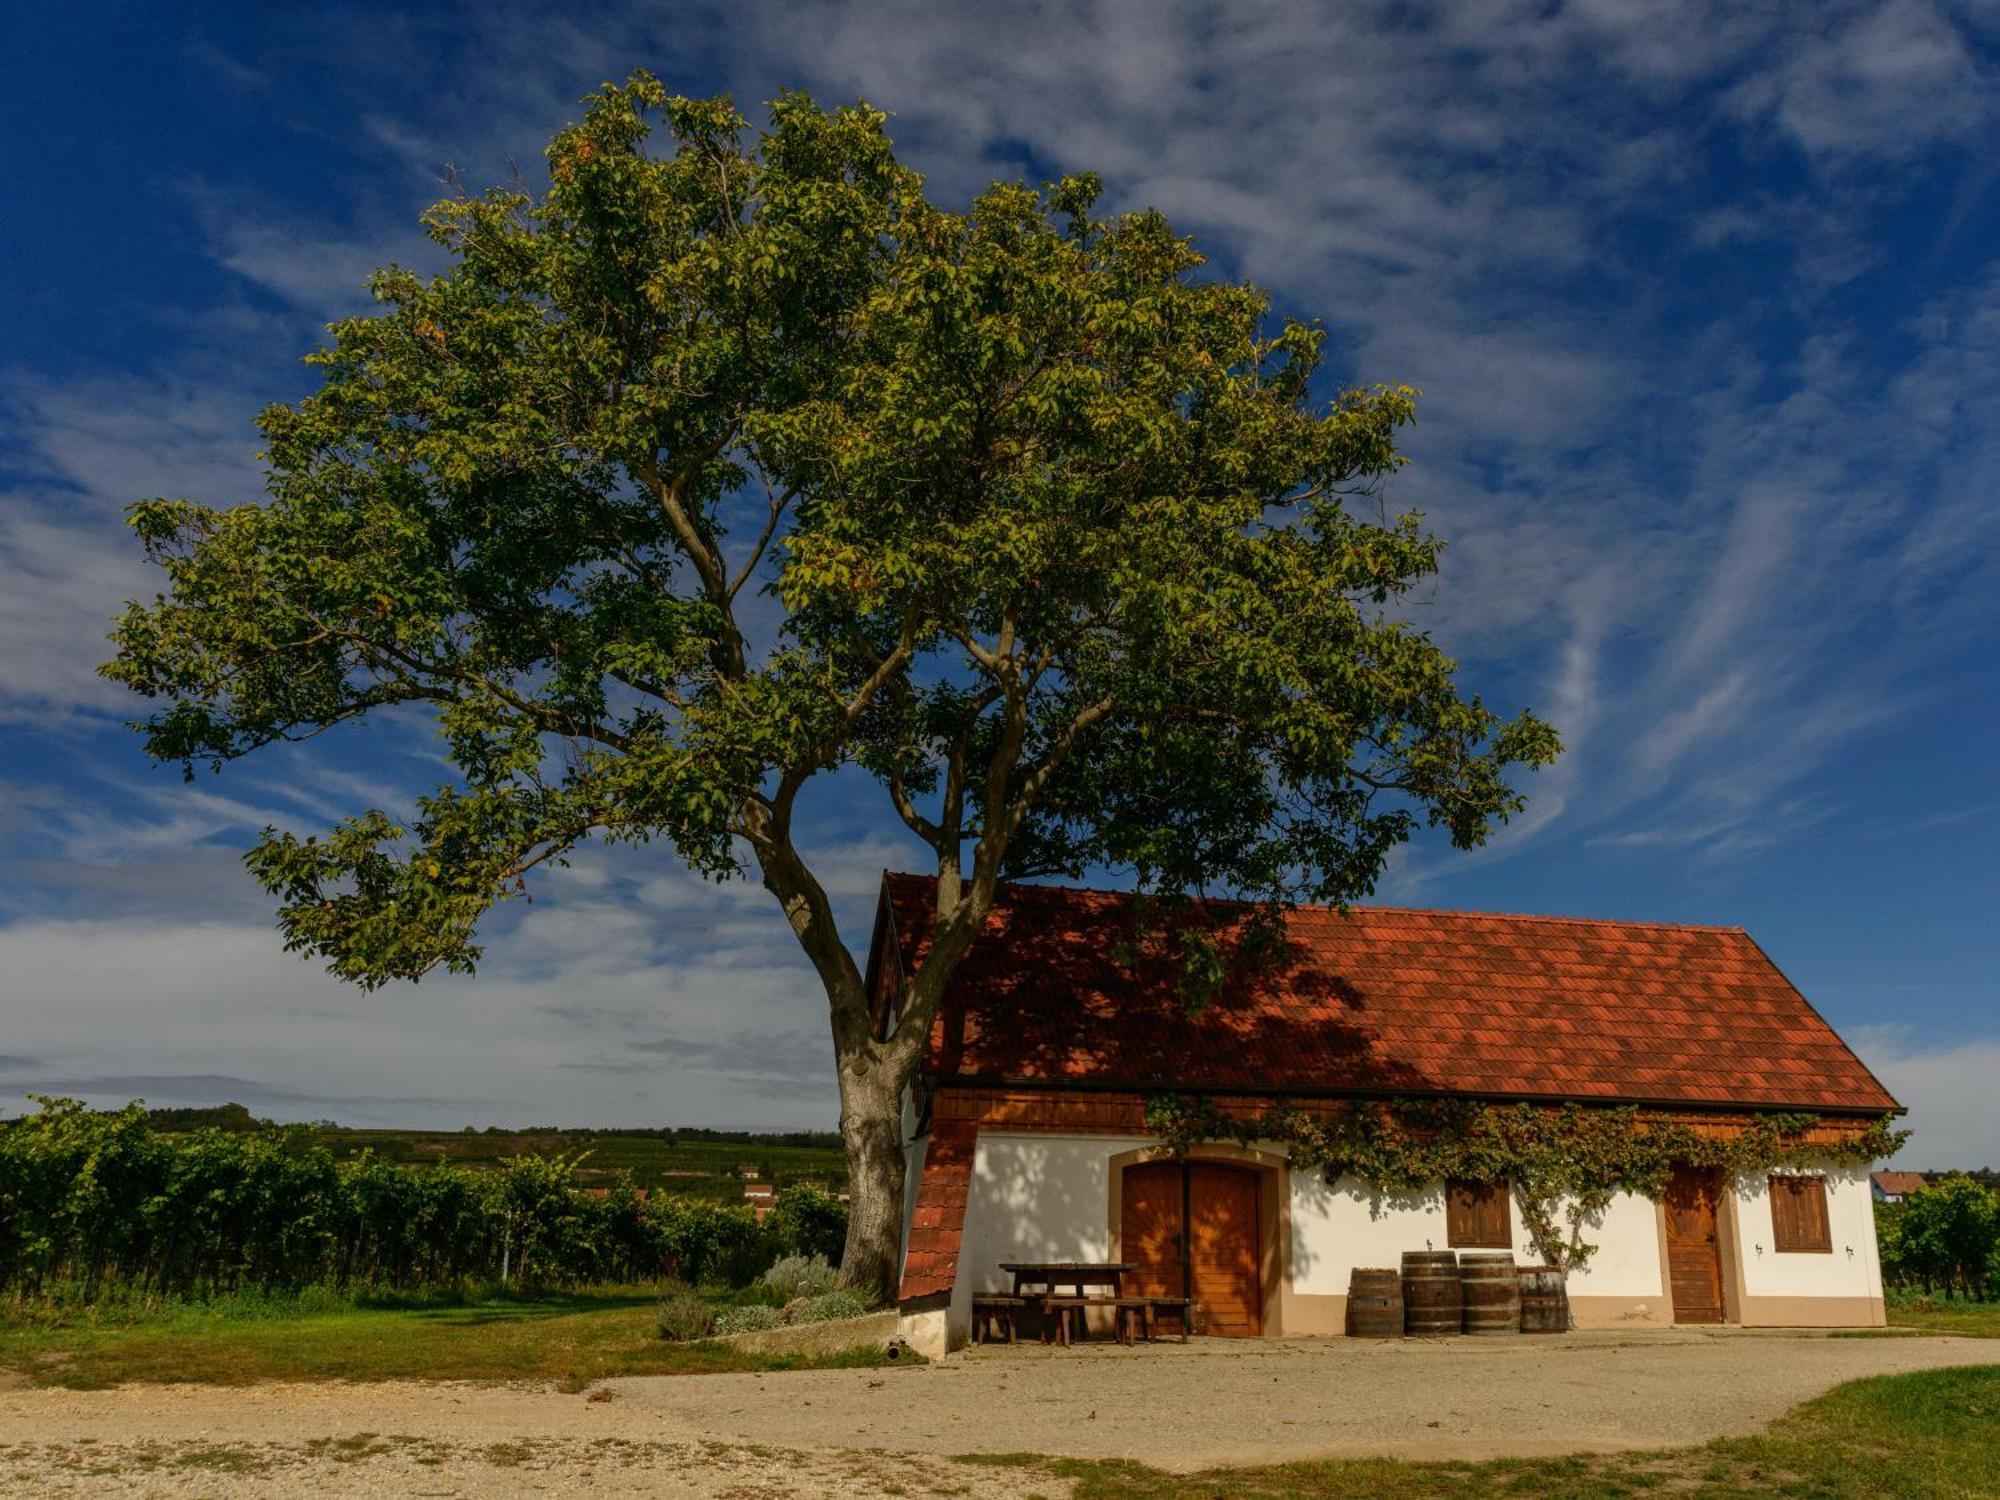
(1886, 1297), (2000, 1339)
(955, 1364), (2000, 1499)
(0, 1285), (902, 1390)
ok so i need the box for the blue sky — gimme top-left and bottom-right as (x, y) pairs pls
(0, 1), (1994, 1163)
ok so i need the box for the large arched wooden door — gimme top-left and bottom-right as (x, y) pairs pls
(1120, 1161), (1263, 1336)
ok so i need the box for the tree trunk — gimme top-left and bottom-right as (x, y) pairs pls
(834, 1040), (912, 1304)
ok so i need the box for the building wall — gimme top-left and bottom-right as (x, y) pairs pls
(1726, 1164), (1885, 1326)
(937, 1131), (1885, 1339)
(1287, 1173), (1671, 1328)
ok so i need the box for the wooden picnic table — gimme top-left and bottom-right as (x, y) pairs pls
(999, 1261), (1134, 1297)
(989, 1262), (1175, 1346)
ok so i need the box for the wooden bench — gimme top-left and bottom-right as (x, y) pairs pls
(1038, 1294), (1090, 1346)
(1103, 1296), (1156, 1345)
(971, 1294), (1028, 1344)
(1146, 1296), (1193, 1342)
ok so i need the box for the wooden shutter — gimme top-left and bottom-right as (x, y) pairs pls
(1446, 1179), (1511, 1249)
(1769, 1175), (1832, 1253)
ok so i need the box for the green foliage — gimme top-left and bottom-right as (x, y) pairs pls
(1878, 1176), (1999, 1298)
(712, 1301), (784, 1335)
(789, 1288), (871, 1323)
(102, 71), (1559, 1295)
(759, 1251), (839, 1302)
(653, 1282), (717, 1342)
(765, 1185), (847, 1264)
(102, 69), (1553, 989)
(0, 1098), (840, 1303)
(1147, 1093), (1907, 1271)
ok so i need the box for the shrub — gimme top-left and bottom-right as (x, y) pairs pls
(789, 1289), (870, 1324)
(1881, 1176), (1999, 1298)
(767, 1184), (848, 1265)
(760, 1252), (838, 1303)
(713, 1303), (784, 1335)
(653, 1283), (715, 1342)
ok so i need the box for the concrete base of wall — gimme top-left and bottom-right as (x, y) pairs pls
(1278, 1292), (1348, 1336)
(898, 1304), (952, 1361)
(1570, 1294), (1673, 1328)
(1738, 1295), (1887, 1328)
(1271, 1290), (1883, 1334)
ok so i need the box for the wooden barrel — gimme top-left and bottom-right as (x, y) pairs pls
(1460, 1252), (1520, 1335)
(1346, 1267), (1404, 1338)
(1401, 1250), (1462, 1336)
(1518, 1266), (1570, 1333)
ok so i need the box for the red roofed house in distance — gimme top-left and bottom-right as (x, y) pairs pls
(868, 874), (1903, 1359)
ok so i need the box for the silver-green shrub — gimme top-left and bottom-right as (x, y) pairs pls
(759, 1252), (838, 1302)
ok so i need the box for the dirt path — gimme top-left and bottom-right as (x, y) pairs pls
(2, 1330), (1992, 1495)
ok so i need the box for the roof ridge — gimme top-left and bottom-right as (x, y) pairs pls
(883, 871), (1748, 936)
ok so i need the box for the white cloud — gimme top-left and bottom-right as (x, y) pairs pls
(1849, 1026), (2000, 1169)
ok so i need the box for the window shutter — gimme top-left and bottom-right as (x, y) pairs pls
(1769, 1175), (1832, 1253)
(1446, 1179), (1511, 1249)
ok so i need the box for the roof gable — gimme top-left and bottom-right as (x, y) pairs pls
(880, 874), (1898, 1115)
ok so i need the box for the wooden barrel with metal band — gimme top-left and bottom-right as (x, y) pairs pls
(1346, 1267), (1404, 1338)
(1459, 1251), (1520, 1334)
(1518, 1266), (1570, 1333)
(1400, 1250), (1462, 1336)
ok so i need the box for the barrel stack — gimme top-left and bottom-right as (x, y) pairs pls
(1346, 1267), (1404, 1337)
(1400, 1250), (1462, 1336)
(1459, 1251), (1521, 1334)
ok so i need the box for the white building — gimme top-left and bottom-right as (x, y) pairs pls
(871, 875), (1902, 1358)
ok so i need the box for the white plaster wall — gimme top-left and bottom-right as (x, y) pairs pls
(1287, 1174), (1665, 1298)
(1288, 1174), (1447, 1293)
(1534, 1192), (1664, 1298)
(958, 1134), (1153, 1295)
(1731, 1166), (1883, 1302)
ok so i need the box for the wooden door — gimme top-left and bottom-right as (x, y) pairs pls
(1188, 1164), (1262, 1336)
(1121, 1161), (1263, 1336)
(1664, 1164), (1725, 1324)
(1121, 1161), (1186, 1299)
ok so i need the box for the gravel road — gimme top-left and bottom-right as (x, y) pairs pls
(2, 1329), (1991, 1496)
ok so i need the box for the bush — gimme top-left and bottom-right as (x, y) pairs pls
(767, 1184), (848, 1265)
(789, 1289), (870, 1324)
(760, 1252), (838, 1303)
(713, 1303), (784, 1335)
(1880, 1176), (1999, 1298)
(653, 1283), (715, 1342)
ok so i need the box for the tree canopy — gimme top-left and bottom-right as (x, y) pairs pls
(105, 72), (1558, 1293)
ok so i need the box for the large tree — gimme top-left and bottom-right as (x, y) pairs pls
(106, 74), (1559, 1298)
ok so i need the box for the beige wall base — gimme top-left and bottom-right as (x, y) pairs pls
(1569, 1294), (1674, 1329)
(1277, 1291), (1348, 1336)
(1738, 1294), (1886, 1328)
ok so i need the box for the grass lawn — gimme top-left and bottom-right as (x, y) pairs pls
(959, 1364), (2000, 1499)
(0, 1287), (899, 1391)
(1885, 1297), (2000, 1339)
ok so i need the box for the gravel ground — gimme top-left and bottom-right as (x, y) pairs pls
(2, 1329), (1992, 1495)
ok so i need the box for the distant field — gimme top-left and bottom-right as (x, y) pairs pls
(308, 1128), (848, 1201)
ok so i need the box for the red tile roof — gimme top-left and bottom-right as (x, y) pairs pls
(880, 875), (1898, 1115)
(897, 1118), (974, 1302)
(1872, 1171), (1928, 1196)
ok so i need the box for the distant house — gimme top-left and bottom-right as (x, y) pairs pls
(1871, 1171), (1927, 1203)
(869, 874), (1902, 1359)
(743, 1181), (775, 1223)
